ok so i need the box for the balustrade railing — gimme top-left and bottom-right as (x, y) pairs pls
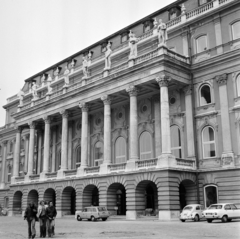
(135, 49), (158, 64)
(186, 1), (213, 19)
(110, 62), (128, 74)
(167, 50), (189, 63)
(176, 158), (195, 168)
(45, 172), (57, 179)
(7, 94), (18, 103)
(136, 158), (157, 168)
(21, 103), (31, 111)
(49, 89), (63, 99)
(85, 166), (100, 174)
(29, 174), (40, 181)
(166, 16), (181, 28)
(15, 176), (25, 182)
(65, 169), (77, 177)
(108, 163), (126, 172)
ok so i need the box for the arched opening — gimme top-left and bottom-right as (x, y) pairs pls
(76, 146), (81, 168)
(200, 84), (211, 105)
(82, 185), (99, 209)
(44, 188), (56, 206)
(27, 189), (39, 206)
(107, 183), (126, 215)
(115, 137), (127, 163)
(179, 180), (197, 210)
(171, 125), (182, 158)
(135, 180), (158, 216)
(62, 186), (76, 215)
(139, 131), (152, 160)
(13, 191), (23, 215)
(94, 141), (103, 166)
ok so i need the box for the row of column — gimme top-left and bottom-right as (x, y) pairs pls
(10, 74), (196, 180)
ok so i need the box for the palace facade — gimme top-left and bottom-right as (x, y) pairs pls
(0, 0), (240, 220)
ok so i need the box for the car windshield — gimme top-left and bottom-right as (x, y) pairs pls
(98, 207), (107, 211)
(183, 206), (192, 211)
(209, 205), (222, 209)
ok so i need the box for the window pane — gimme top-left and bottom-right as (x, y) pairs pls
(205, 186), (218, 208)
(200, 85), (211, 105)
(232, 21), (240, 40)
(94, 141), (103, 160)
(203, 127), (214, 142)
(197, 35), (207, 53)
(203, 143), (216, 157)
(203, 127), (216, 158)
(115, 137), (126, 163)
(171, 126), (181, 147)
(140, 132), (152, 160)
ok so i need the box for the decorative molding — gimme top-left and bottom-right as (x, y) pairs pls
(156, 74), (171, 87)
(101, 95), (111, 105)
(14, 126), (22, 133)
(126, 85), (139, 97)
(215, 73), (228, 86)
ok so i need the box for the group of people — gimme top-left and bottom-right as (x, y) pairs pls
(24, 200), (57, 239)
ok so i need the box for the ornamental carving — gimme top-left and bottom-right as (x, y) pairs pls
(126, 85), (139, 97)
(79, 102), (89, 112)
(183, 85), (192, 96)
(43, 116), (51, 124)
(14, 126), (22, 133)
(101, 95), (111, 105)
(215, 73), (228, 86)
(60, 110), (69, 118)
(156, 75), (171, 87)
(28, 121), (36, 129)
(114, 106), (126, 127)
(138, 99), (151, 122)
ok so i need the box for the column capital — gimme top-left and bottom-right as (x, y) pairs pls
(2, 140), (8, 146)
(215, 73), (228, 86)
(79, 102), (89, 112)
(101, 95), (111, 105)
(60, 110), (69, 118)
(43, 116), (51, 124)
(14, 126), (22, 133)
(126, 85), (139, 97)
(28, 121), (36, 129)
(183, 85), (192, 96)
(156, 74), (171, 87)
(23, 134), (30, 140)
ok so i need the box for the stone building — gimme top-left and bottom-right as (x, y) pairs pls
(0, 0), (240, 220)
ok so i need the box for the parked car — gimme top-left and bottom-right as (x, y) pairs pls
(203, 203), (240, 223)
(180, 204), (204, 222)
(75, 206), (110, 221)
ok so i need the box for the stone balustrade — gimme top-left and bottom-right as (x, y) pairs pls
(15, 176), (25, 183)
(45, 172), (57, 179)
(29, 174), (40, 181)
(136, 158), (158, 168)
(64, 169), (77, 177)
(84, 166), (100, 175)
(108, 163), (126, 172)
(176, 158), (195, 168)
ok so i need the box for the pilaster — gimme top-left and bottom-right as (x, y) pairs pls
(0, 140), (8, 188)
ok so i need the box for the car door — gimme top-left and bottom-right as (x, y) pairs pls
(224, 204), (233, 218)
(230, 204), (239, 219)
(81, 208), (87, 219)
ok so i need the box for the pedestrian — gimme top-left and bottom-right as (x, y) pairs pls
(37, 200), (47, 238)
(46, 201), (57, 238)
(24, 201), (38, 239)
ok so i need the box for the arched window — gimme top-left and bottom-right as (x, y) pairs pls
(76, 146), (81, 168)
(196, 35), (207, 53)
(204, 185), (218, 208)
(94, 141), (103, 166)
(202, 126), (216, 158)
(115, 137), (126, 164)
(236, 74), (240, 97)
(171, 125), (182, 158)
(19, 163), (24, 176)
(139, 131), (152, 160)
(232, 21), (240, 40)
(7, 165), (12, 182)
(200, 84), (211, 105)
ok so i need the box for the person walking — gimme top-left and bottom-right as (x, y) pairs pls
(46, 201), (57, 238)
(24, 202), (37, 239)
(37, 201), (47, 238)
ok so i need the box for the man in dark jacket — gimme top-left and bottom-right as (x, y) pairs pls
(46, 201), (57, 238)
(24, 202), (37, 239)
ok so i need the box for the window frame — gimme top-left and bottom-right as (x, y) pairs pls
(170, 125), (182, 158)
(202, 126), (216, 159)
(94, 141), (104, 166)
(196, 35), (208, 54)
(231, 20), (240, 41)
(7, 165), (12, 183)
(76, 146), (81, 168)
(199, 84), (212, 106)
(115, 137), (127, 164)
(139, 131), (153, 160)
(203, 184), (218, 208)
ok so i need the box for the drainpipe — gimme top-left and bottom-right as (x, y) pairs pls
(186, 26), (200, 204)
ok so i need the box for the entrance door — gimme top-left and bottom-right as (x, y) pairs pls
(116, 189), (126, 215)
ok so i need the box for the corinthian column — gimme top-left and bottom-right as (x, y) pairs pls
(215, 74), (234, 167)
(78, 102), (89, 176)
(12, 127), (22, 180)
(58, 110), (69, 177)
(26, 121), (36, 178)
(24, 134), (29, 174)
(0, 140), (8, 188)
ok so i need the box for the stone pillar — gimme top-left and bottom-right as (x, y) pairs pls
(26, 122), (36, 178)
(183, 86), (196, 160)
(12, 127), (22, 180)
(58, 110), (69, 177)
(126, 86), (139, 171)
(67, 121), (73, 170)
(156, 75), (175, 168)
(51, 126), (57, 172)
(215, 74), (234, 167)
(100, 95), (112, 174)
(40, 116), (51, 179)
(214, 15), (223, 54)
(153, 96), (161, 157)
(78, 102), (89, 176)
(24, 134), (29, 174)
(37, 130), (43, 174)
(0, 140), (8, 188)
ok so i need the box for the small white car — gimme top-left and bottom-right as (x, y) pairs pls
(180, 204), (204, 222)
(75, 206), (110, 221)
(203, 203), (240, 223)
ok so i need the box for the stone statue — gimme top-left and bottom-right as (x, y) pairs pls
(157, 19), (168, 46)
(104, 42), (112, 70)
(129, 30), (139, 59)
(31, 82), (38, 100)
(17, 89), (24, 106)
(46, 74), (53, 94)
(82, 56), (90, 79)
(64, 66), (70, 85)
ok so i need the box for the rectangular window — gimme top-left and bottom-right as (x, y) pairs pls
(196, 35), (207, 53)
(232, 21), (240, 40)
(199, 0), (211, 5)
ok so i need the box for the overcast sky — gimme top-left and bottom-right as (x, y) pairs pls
(0, 0), (175, 126)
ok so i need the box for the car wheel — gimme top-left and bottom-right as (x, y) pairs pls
(91, 216), (96, 222)
(222, 215), (228, 223)
(77, 215), (82, 221)
(180, 220), (185, 222)
(102, 218), (107, 221)
(227, 219), (232, 222)
(194, 214), (199, 222)
(207, 219), (212, 223)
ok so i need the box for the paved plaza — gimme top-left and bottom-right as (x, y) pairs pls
(0, 216), (239, 239)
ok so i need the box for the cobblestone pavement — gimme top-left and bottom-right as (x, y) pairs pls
(0, 216), (240, 239)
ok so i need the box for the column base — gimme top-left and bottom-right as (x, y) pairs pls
(126, 211), (137, 220)
(158, 210), (180, 221)
(77, 166), (85, 177)
(126, 160), (136, 171)
(100, 163), (109, 174)
(221, 152), (235, 167)
(157, 154), (175, 168)
(57, 169), (66, 179)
